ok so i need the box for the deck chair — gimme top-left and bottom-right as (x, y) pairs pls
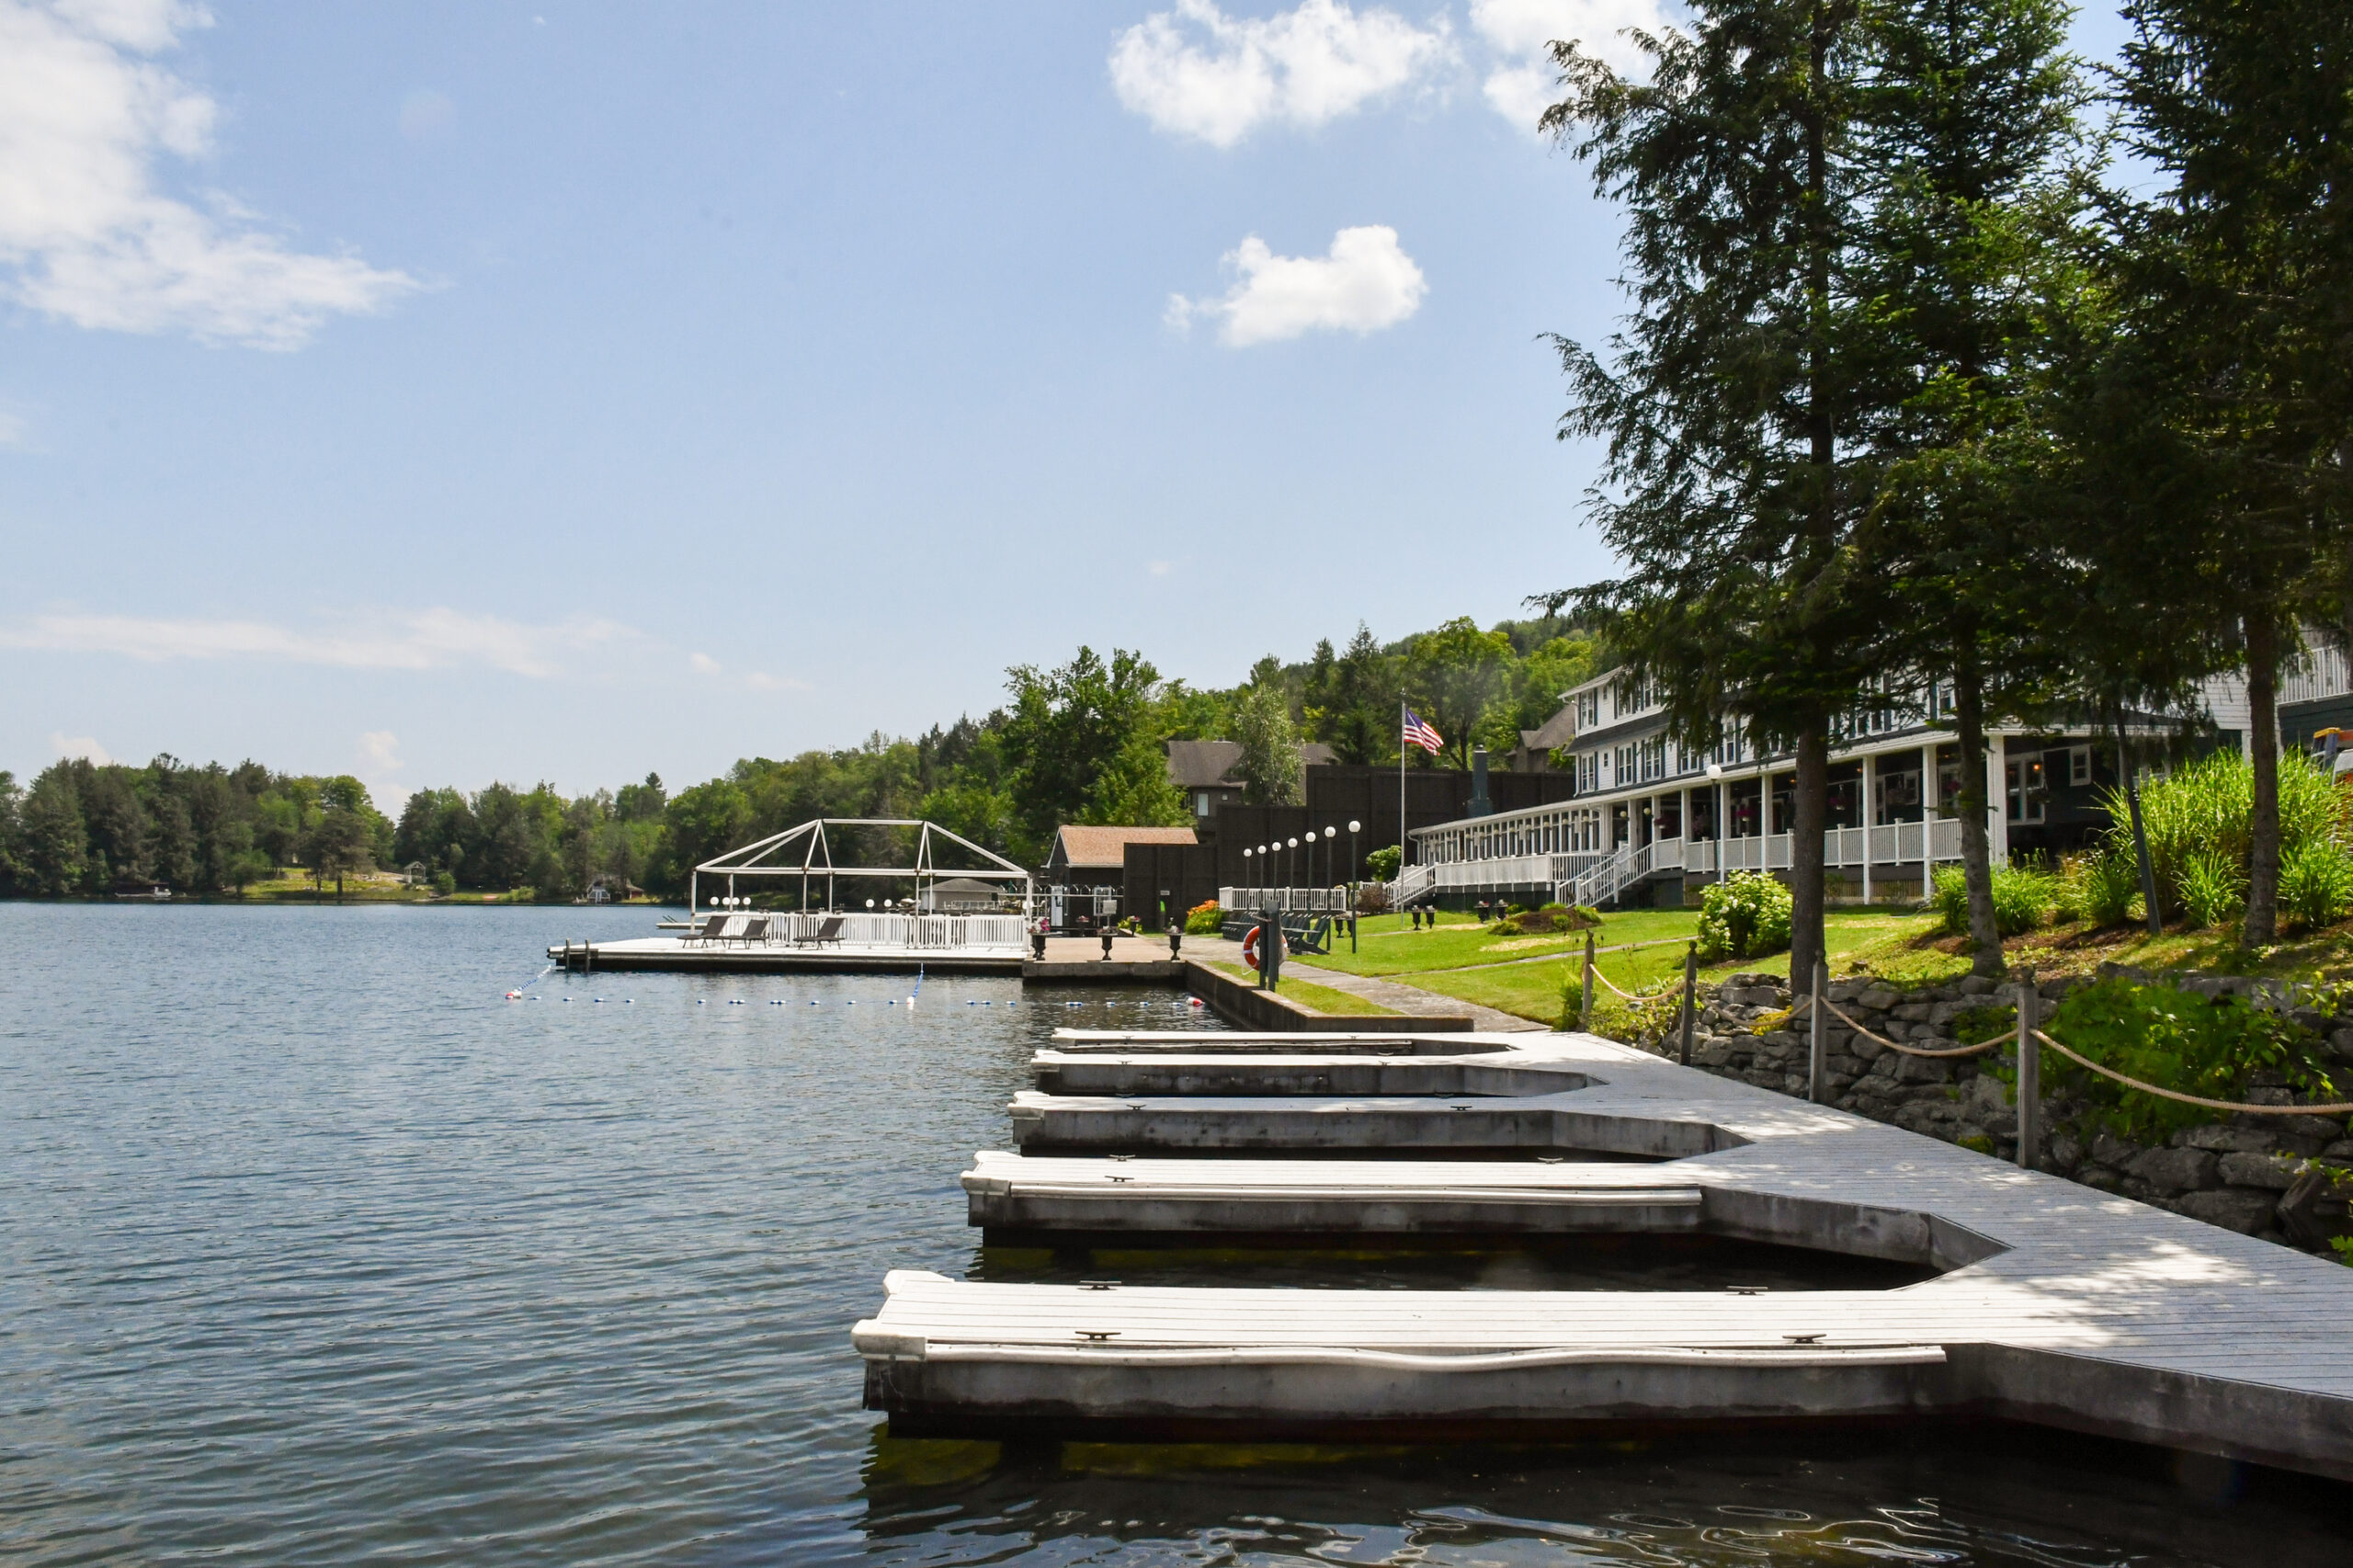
(810, 915), (846, 949)
(734, 915), (770, 948)
(687, 913), (726, 943)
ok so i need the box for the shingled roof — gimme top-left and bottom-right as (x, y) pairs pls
(1050, 824), (1199, 869)
(1165, 739), (1338, 789)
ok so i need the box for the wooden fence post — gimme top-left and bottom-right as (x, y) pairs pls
(2017, 967), (2040, 1169)
(1808, 958), (1827, 1103)
(1679, 942), (1698, 1067)
(1581, 932), (1597, 1031)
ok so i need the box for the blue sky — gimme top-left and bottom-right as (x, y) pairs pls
(0, 0), (2131, 804)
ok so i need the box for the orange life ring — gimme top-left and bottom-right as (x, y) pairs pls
(1241, 925), (1287, 971)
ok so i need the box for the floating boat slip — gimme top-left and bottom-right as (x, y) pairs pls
(857, 1028), (2353, 1479)
(1029, 1048), (1588, 1097)
(1007, 1090), (1737, 1159)
(963, 1151), (1708, 1234)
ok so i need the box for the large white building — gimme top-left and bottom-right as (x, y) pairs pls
(1400, 651), (2348, 912)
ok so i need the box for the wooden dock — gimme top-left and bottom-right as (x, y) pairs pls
(855, 1026), (2353, 1479)
(553, 936), (1024, 975)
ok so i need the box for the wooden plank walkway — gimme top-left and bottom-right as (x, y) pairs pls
(857, 1026), (2353, 1477)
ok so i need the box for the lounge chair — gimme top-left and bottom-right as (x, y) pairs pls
(792, 915), (846, 949)
(734, 915), (770, 949)
(686, 913), (726, 944)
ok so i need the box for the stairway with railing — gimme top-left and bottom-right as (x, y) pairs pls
(1561, 841), (1651, 910)
(1386, 863), (1438, 909)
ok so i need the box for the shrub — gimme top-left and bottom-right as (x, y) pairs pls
(1364, 845), (1402, 881)
(2279, 838), (2353, 931)
(1356, 883), (1391, 914)
(1490, 903), (1597, 937)
(430, 869), (457, 896)
(2040, 978), (2336, 1142)
(2176, 848), (2245, 929)
(1184, 900), (1223, 936)
(2109, 748), (2349, 920)
(2061, 848), (2140, 929)
(1929, 863), (2056, 938)
(1697, 871), (1792, 961)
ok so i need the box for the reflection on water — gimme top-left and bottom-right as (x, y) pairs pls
(859, 1428), (2350, 1566)
(0, 903), (2342, 1565)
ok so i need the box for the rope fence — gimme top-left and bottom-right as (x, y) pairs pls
(1584, 960), (2353, 1125)
(2030, 1028), (2353, 1118)
(1817, 995), (2010, 1059)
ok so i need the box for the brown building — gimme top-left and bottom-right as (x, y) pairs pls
(1165, 739), (1338, 826)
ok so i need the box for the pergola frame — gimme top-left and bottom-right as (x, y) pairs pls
(690, 818), (1032, 916)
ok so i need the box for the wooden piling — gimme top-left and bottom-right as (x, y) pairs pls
(1581, 933), (1596, 1031)
(2017, 966), (2039, 1169)
(1808, 958), (1827, 1103)
(1678, 942), (1698, 1067)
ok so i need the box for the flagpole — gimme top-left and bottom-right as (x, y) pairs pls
(1399, 699), (1407, 892)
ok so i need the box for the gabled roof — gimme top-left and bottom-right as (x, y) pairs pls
(1521, 702), (1579, 751)
(1165, 739), (1341, 788)
(1166, 739), (1245, 788)
(1051, 824), (1199, 869)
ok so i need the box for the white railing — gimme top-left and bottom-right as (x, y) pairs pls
(1218, 886), (1353, 914)
(1382, 864), (1438, 908)
(688, 912), (1028, 953)
(1565, 842), (1651, 909)
(1688, 818), (1962, 873)
(1432, 855), (1554, 891)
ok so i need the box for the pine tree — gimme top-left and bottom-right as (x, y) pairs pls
(2103, 0), (2353, 944)
(1853, 0), (2089, 974)
(1544, 0), (1882, 992)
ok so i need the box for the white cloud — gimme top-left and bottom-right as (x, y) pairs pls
(0, 0), (415, 347)
(357, 730), (407, 812)
(1470, 0), (1669, 131)
(1169, 224), (1426, 347)
(1109, 0), (1454, 147)
(0, 608), (640, 677)
(743, 671), (806, 693)
(51, 731), (111, 764)
(688, 651), (722, 676)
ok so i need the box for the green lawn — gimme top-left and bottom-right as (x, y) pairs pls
(1308, 908), (1677, 978)
(1312, 909), (1941, 1026)
(1198, 960), (1399, 1017)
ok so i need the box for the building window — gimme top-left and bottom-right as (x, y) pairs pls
(2067, 745), (2092, 786)
(2006, 756), (2047, 823)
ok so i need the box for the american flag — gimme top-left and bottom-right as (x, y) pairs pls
(1403, 708), (1443, 755)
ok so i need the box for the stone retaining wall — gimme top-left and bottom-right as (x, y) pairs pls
(1641, 969), (2353, 1254)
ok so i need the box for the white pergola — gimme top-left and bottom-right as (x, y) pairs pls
(690, 818), (1032, 915)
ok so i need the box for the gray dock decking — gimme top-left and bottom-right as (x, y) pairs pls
(856, 1027), (2353, 1479)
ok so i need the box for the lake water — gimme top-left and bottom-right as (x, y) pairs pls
(2, 901), (2344, 1565)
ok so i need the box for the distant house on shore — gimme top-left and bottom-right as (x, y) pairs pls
(922, 876), (1004, 912)
(1165, 739), (1338, 824)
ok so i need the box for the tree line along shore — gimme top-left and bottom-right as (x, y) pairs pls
(0, 615), (1595, 902)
